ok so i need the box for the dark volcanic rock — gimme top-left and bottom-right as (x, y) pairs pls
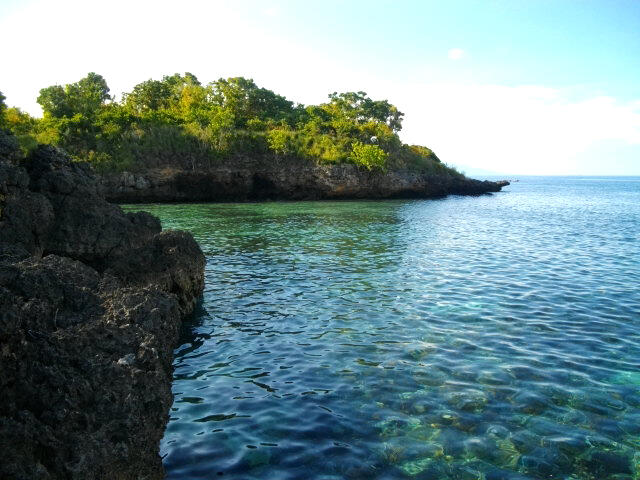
(22, 146), (162, 268)
(100, 157), (509, 203)
(105, 230), (206, 315)
(0, 140), (205, 479)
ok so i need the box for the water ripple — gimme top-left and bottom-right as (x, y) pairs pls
(125, 176), (640, 480)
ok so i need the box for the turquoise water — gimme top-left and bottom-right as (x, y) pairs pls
(124, 177), (640, 480)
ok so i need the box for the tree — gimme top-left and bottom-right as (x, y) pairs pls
(124, 73), (202, 114)
(210, 77), (294, 128)
(66, 72), (111, 117)
(37, 85), (71, 118)
(124, 79), (172, 113)
(19, 71), (449, 175)
(4, 107), (38, 152)
(5, 107), (36, 135)
(37, 73), (111, 119)
(326, 91), (404, 132)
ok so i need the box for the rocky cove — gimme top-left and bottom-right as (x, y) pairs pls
(99, 157), (508, 203)
(0, 138), (205, 479)
(0, 132), (508, 479)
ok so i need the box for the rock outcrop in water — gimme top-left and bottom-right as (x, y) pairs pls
(101, 157), (509, 203)
(0, 133), (205, 479)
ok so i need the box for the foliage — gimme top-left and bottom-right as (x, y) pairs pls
(123, 72), (200, 115)
(266, 128), (294, 155)
(210, 77), (294, 128)
(326, 91), (404, 133)
(38, 72), (111, 119)
(409, 145), (440, 162)
(349, 141), (388, 170)
(3, 73), (461, 177)
(4, 108), (38, 153)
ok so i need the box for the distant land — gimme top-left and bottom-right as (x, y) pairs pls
(1, 72), (508, 201)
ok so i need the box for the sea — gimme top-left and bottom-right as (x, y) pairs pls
(124, 176), (640, 480)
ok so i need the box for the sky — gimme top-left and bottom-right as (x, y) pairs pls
(1, 0), (639, 175)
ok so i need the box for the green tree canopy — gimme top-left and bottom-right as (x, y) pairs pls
(210, 77), (295, 127)
(123, 73), (201, 114)
(37, 72), (111, 118)
(325, 91), (404, 132)
(5, 72), (453, 175)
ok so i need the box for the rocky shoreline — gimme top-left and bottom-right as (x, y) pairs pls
(0, 133), (505, 479)
(0, 139), (205, 479)
(100, 158), (509, 203)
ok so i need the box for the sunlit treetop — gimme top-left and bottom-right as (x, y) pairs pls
(4, 72), (447, 174)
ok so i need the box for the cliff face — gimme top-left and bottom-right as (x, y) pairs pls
(101, 158), (508, 203)
(0, 140), (205, 479)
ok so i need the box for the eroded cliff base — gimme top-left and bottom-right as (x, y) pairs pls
(101, 157), (508, 203)
(0, 137), (205, 479)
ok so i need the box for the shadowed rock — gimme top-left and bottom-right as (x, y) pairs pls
(0, 137), (205, 479)
(100, 157), (509, 203)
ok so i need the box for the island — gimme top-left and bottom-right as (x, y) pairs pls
(1, 73), (507, 202)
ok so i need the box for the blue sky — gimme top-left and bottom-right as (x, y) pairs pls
(1, 0), (639, 175)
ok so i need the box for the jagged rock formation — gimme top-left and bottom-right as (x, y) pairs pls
(0, 135), (205, 479)
(101, 157), (508, 203)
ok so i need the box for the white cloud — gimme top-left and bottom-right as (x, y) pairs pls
(2, 0), (639, 175)
(263, 6), (280, 17)
(447, 48), (465, 60)
(395, 83), (640, 175)
(0, 0), (345, 114)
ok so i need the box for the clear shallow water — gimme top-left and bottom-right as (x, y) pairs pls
(124, 177), (640, 480)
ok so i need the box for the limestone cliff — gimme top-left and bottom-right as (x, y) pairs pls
(100, 157), (508, 203)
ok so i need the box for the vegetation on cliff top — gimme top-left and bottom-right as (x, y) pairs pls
(1, 73), (460, 176)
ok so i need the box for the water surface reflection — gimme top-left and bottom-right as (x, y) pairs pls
(125, 178), (640, 479)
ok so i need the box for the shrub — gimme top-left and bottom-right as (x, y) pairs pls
(85, 151), (133, 173)
(409, 144), (440, 162)
(349, 141), (387, 170)
(267, 128), (294, 155)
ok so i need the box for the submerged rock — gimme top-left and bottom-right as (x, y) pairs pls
(517, 446), (571, 477)
(446, 389), (489, 412)
(582, 451), (633, 477)
(0, 141), (205, 479)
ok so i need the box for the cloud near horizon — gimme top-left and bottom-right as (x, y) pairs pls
(1, 0), (639, 175)
(396, 83), (640, 175)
